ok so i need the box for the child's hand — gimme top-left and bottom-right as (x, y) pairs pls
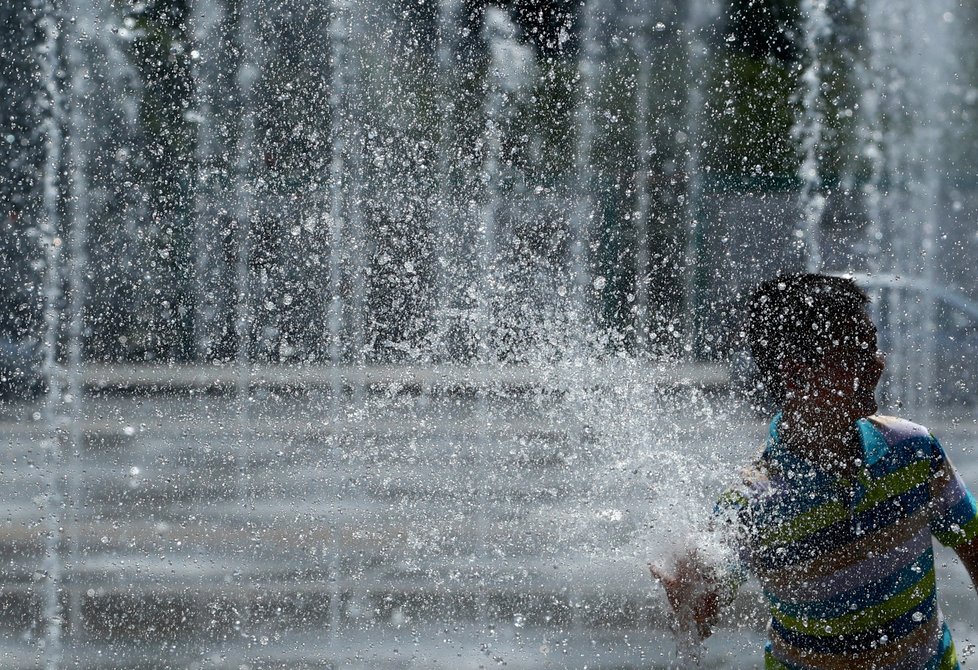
(649, 552), (721, 640)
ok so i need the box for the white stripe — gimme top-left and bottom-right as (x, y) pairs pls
(761, 530), (931, 603)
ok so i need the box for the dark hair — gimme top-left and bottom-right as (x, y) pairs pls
(745, 274), (870, 403)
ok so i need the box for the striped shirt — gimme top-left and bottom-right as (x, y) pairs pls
(718, 414), (978, 670)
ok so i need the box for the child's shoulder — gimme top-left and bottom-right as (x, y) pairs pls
(740, 443), (774, 488)
(865, 414), (933, 445)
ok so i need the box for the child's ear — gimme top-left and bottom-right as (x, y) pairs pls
(781, 360), (802, 377)
(780, 360), (811, 390)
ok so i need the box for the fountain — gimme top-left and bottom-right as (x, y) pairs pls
(2, 0), (978, 668)
(37, 1), (66, 665)
(795, 0), (831, 272)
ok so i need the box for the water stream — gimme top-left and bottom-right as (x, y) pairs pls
(4, 0), (978, 667)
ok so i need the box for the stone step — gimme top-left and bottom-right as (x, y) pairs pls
(78, 362), (730, 393)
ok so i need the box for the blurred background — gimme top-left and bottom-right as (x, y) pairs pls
(2, 0), (978, 667)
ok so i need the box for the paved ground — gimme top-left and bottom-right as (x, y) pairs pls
(0, 368), (976, 668)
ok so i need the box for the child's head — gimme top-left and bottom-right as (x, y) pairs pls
(746, 274), (884, 419)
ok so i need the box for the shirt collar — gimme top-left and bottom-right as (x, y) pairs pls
(763, 413), (889, 472)
(856, 417), (889, 466)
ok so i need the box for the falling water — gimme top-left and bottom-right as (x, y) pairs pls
(4, 0), (978, 667)
(680, 0), (717, 359)
(894, 0), (953, 418)
(432, 0), (462, 361)
(346, 12), (367, 395)
(854, 44), (884, 278)
(37, 1), (66, 666)
(675, 0), (713, 618)
(795, 0), (831, 272)
(325, 0), (350, 636)
(326, 0), (355, 436)
(631, 28), (652, 349)
(231, 0), (260, 646)
(189, 0), (223, 360)
(569, 0), (602, 330)
(856, 0), (957, 415)
(232, 0), (259, 422)
(63, 0), (93, 651)
(480, 12), (505, 359)
(327, 0), (350, 381)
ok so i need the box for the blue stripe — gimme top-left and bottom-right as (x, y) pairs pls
(944, 493), (978, 527)
(766, 550), (934, 620)
(858, 484), (930, 532)
(753, 491), (836, 531)
(769, 591), (936, 655)
(873, 435), (934, 472)
(869, 437), (934, 477)
(755, 483), (930, 570)
(923, 624), (959, 670)
(751, 416), (968, 666)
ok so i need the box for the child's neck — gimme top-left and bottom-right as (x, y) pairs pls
(780, 403), (862, 475)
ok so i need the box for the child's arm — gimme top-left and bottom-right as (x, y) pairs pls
(649, 552), (725, 640)
(955, 535), (978, 593)
(928, 433), (978, 592)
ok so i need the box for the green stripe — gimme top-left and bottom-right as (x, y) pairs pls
(761, 459), (932, 548)
(939, 639), (958, 670)
(854, 460), (930, 514)
(771, 568), (936, 636)
(760, 500), (849, 547)
(934, 513), (978, 548)
(718, 490), (749, 510)
(764, 651), (791, 670)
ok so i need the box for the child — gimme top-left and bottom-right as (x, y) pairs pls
(652, 273), (978, 669)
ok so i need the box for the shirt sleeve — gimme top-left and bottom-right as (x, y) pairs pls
(928, 433), (978, 548)
(712, 487), (752, 589)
